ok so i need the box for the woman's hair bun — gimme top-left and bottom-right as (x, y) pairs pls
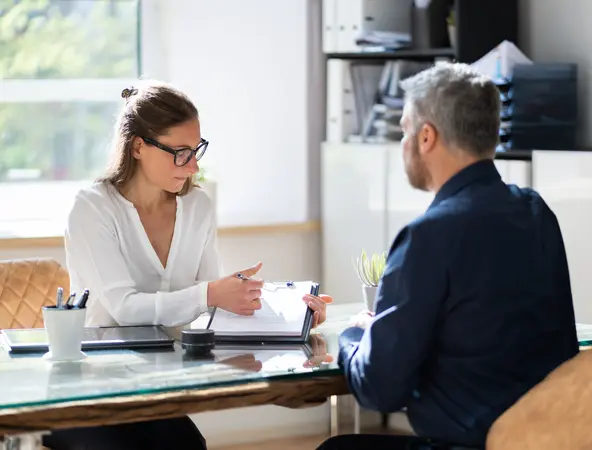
(121, 87), (138, 100)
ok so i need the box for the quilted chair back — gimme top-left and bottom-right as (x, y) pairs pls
(0, 258), (70, 329)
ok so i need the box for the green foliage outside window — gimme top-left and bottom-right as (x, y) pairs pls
(0, 0), (139, 181)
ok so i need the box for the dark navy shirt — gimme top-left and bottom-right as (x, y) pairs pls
(339, 159), (579, 447)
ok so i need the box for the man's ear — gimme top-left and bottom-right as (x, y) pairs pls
(131, 136), (143, 160)
(418, 122), (438, 156)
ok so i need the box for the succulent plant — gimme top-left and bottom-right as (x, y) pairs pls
(354, 250), (387, 287)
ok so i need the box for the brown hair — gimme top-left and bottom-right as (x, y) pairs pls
(99, 80), (199, 196)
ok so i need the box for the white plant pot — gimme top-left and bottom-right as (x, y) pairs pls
(448, 24), (456, 50)
(362, 285), (378, 312)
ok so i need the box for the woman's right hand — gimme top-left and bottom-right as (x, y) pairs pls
(207, 262), (264, 315)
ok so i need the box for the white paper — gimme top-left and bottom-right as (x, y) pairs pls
(470, 40), (532, 79)
(209, 282), (315, 337)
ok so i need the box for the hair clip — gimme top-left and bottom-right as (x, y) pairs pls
(121, 87), (138, 100)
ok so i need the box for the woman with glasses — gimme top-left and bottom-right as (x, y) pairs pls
(45, 81), (331, 450)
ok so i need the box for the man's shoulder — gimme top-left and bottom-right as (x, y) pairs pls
(433, 183), (550, 217)
(409, 200), (464, 231)
(506, 184), (543, 201)
(506, 184), (556, 217)
(407, 184), (554, 236)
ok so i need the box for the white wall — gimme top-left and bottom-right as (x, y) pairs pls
(0, 230), (329, 447)
(152, 0), (324, 227)
(519, 0), (592, 147)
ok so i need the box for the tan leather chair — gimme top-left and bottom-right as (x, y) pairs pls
(486, 350), (592, 449)
(0, 258), (70, 329)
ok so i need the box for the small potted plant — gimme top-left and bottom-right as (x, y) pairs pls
(447, 9), (456, 51)
(354, 250), (387, 312)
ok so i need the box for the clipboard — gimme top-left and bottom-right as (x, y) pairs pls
(207, 281), (320, 344)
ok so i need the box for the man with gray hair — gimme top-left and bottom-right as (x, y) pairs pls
(318, 62), (578, 449)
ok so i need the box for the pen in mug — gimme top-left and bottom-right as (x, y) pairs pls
(75, 289), (90, 309)
(64, 293), (76, 309)
(56, 287), (64, 309)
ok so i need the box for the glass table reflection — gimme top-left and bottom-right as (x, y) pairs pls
(0, 315), (353, 413)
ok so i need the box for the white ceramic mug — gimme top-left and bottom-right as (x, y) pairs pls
(42, 306), (87, 362)
(362, 285), (378, 312)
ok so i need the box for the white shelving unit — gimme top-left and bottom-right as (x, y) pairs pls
(319, 2), (592, 322)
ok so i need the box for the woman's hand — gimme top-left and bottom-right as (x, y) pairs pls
(303, 293), (333, 328)
(207, 262), (264, 315)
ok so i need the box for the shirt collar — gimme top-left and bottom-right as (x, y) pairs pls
(429, 159), (500, 209)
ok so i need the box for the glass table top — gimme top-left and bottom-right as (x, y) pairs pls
(1, 303), (590, 411)
(0, 304), (360, 411)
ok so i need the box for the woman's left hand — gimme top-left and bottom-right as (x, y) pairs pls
(303, 293), (333, 328)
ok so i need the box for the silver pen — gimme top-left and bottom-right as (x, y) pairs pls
(56, 287), (64, 309)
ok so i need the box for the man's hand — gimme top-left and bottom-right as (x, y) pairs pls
(348, 310), (375, 329)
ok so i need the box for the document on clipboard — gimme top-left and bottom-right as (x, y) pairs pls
(207, 281), (320, 343)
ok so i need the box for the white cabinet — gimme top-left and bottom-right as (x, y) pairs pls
(321, 142), (390, 303)
(532, 150), (592, 323)
(321, 141), (432, 303)
(322, 141), (533, 305)
(494, 160), (532, 187)
(322, 144), (592, 322)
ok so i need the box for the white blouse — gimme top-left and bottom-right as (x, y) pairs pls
(64, 182), (222, 329)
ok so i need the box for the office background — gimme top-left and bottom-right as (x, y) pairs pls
(1, 0), (592, 447)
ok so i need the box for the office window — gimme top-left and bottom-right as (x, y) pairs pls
(0, 0), (139, 238)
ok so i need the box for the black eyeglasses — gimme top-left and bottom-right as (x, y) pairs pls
(141, 136), (209, 167)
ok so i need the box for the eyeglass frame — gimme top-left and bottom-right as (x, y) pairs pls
(140, 136), (209, 167)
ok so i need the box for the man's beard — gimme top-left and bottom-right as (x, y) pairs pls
(405, 135), (431, 191)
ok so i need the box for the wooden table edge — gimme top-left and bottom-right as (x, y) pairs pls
(0, 374), (348, 435)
